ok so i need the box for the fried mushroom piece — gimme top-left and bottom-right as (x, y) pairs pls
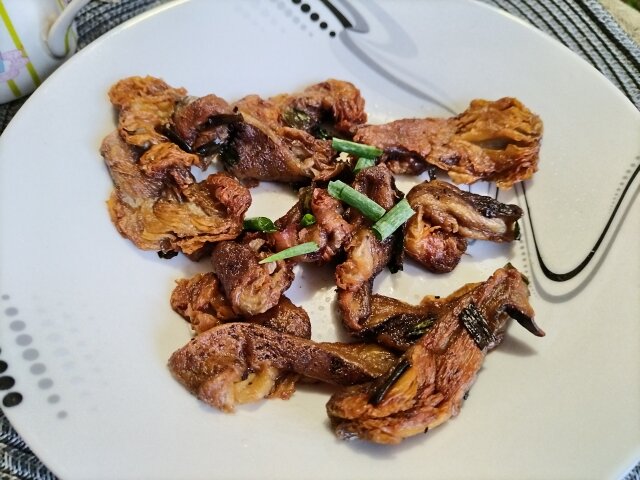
(248, 296), (311, 339)
(223, 80), (366, 182)
(170, 272), (236, 334)
(355, 294), (447, 352)
(273, 78), (367, 137)
(335, 165), (402, 333)
(326, 266), (545, 444)
(211, 241), (295, 316)
(404, 180), (523, 273)
(102, 131), (251, 256)
(404, 224), (467, 273)
(108, 76), (187, 149)
(268, 187), (355, 263)
(170, 270), (311, 338)
(171, 94), (235, 151)
(168, 322), (397, 412)
(408, 180), (523, 241)
(354, 97), (542, 188)
(170, 271), (311, 399)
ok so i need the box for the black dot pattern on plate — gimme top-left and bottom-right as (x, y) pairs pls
(23, 348), (39, 361)
(0, 299), (24, 407)
(15, 334), (33, 346)
(38, 378), (53, 390)
(1, 299), (65, 413)
(518, 241), (536, 298)
(614, 158), (640, 209)
(0, 376), (15, 390)
(9, 320), (26, 331)
(30, 363), (46, 375)
(3, 392), (22, 407)
(290, 0), (336, 37)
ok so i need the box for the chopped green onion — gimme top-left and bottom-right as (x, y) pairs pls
(282, 108), (312, 130)
(369, 359), (411, 406)
(406, 315), (436, 340)
(332, 138), (383, 159)
(371, 199), (415, 240)
(258, 242), (319, 264)
(459, 303), (495, 351)
(327, 180), (386, 222)
(353, 157), (376, 173)
(243, 217), (278, 233)
(300, 213), (316, 227)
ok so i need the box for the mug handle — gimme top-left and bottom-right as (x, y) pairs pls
(46, 0), (92, 58)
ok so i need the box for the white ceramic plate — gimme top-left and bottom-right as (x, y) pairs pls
(1, 1), (639, 478)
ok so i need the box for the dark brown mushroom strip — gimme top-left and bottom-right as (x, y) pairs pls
(352, 282), (479, 351)
(223, 79), (366, 182)
(225, 118), (336, 182)
(354, 97), (542, 188)
(171, 272), (311, 339)
(404, 179), (523, 273)
(407, 180), (523, 242)
(274, 78), (367, 137)
(357, 295), (440, 352)
(172, 94), (234, 149)
(336, 231), (393, 333)
(102, 131), (251, 256)
(335, 165), (402, 333)
(247, 296), (311, 340)
(268, 187), (354, 264)
(168, 322), (397, 412)
(327, 265), (544, 444)
(211, 241), (294, 316)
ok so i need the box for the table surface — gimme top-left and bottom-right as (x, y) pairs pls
(0, 1), (639, 479)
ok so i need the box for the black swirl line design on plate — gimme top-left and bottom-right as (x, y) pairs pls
(318, 1), (640, 301)
(319, 0), (350, 29)
(319, 0), (456, 113)
(516, 159), (640, 302)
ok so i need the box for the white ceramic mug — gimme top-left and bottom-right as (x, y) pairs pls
(0, 0), (93, 104)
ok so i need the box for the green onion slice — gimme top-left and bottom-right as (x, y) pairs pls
(353, 157), (376, 174)
(332, 138), (383, 159)
(243, 217), (278, 233)
(258, 242), (319, 264)
(371, 199), (415, 241)
(300, 213), (316, 227)
(327, 180), (386, 222)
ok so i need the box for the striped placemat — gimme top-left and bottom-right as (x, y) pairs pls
(0, 1), (638, 479)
